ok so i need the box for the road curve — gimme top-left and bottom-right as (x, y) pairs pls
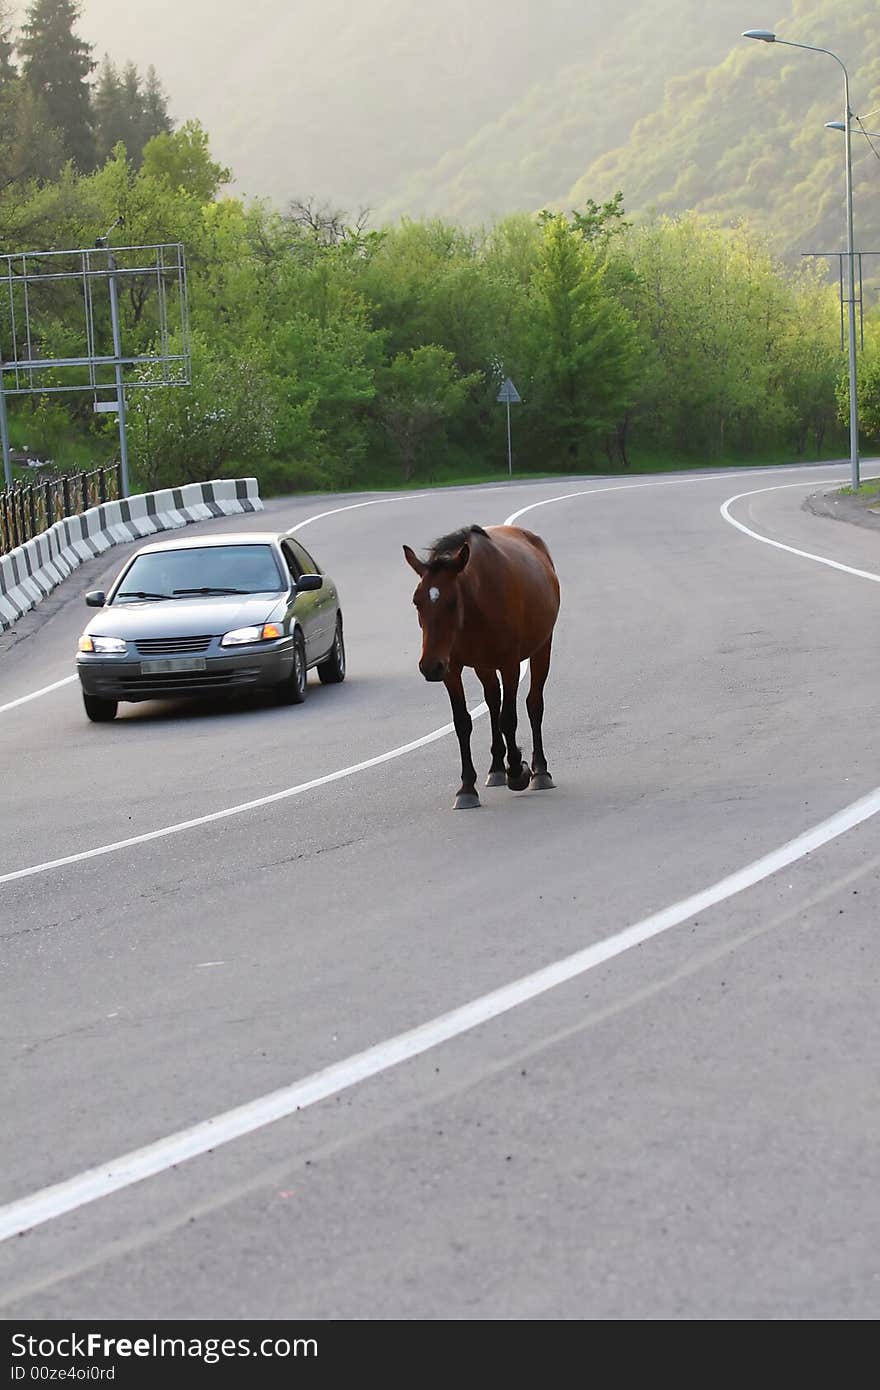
(1, 463), (878, 1319)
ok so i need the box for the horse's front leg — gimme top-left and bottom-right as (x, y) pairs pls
(445, 665), (480, 809)
(500, 661), (530, 792)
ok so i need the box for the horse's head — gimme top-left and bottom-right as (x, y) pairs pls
(403, 542), (469, 682)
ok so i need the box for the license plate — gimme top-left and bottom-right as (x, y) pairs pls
(140, 657), (207, 674)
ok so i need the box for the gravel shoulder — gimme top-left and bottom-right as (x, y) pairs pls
(803, 481), (880, 533)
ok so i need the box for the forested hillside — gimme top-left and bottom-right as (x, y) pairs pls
(376, 0), (748, 224)
(567, 0), (880, 262)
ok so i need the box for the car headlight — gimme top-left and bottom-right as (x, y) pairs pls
(78, 635), (127, 654)
(220, 623), (282, 647)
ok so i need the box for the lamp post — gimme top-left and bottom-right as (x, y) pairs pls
(743, 29), (860, 490)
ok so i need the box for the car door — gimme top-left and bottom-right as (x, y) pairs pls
(280, 540), (321, 663)
(288, 538), (335, 659)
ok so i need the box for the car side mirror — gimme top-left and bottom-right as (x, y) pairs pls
(85, 590), (106, 607)
(295, 574), (323, 592)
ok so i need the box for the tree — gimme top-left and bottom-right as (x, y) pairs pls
(540, 191), (631, 252)
(127, 331), (276, 490)
(517, 215), (639, 467)
(0, 2), (15, 86)
(92, 55), (123, 165)
(93, 58), (173, 168)
(141, 120), (230, 202)
(286, 197), (370, 247)
(378, 345), (480, 480)
(141, 66), (172, 146)
(19, 0), (95, 170)
(837, 314), (880, 445)
(0, 81), (66, 187)
(620, 212), (828, 455)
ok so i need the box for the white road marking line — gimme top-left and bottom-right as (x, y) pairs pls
(720, 475), (880, 581)
(2, 778), (879, 1242)
(502, 464), (847, 526)
(0, 675), (76, 714)
(0, 706), (489, 885)
(285, 492), (431, 533)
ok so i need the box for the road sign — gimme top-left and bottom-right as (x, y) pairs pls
(497, 377), (521, 475)
(93, 400), (119, 413)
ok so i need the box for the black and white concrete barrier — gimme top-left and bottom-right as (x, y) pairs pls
(0, 478), (262, 630)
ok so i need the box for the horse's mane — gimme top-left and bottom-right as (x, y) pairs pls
(427, 524), (488, 569)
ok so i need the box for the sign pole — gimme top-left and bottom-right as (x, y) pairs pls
(506, 398), (512, 476)
(496, 376), (521, 478)
(107, 250), (130, 498)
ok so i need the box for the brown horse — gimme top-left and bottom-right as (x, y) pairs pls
(403, 523), (560, 809)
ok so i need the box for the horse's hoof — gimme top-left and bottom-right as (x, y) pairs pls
(485, 770), (506, 788)
(530, 772), (556, 791)
(454, 791), (481, 810)
(507, 767), (531, 792)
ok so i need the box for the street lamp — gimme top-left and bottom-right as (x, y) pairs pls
(743, 29), (860, 489)
(826, 120), (880, 138)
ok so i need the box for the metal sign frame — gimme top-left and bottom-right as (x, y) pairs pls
(801, 249), (880, 350)
(0, 241), (191, 494)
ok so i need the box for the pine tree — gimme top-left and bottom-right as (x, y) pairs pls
(142, 65), (172, 145)
(0, 3), (16, 86)
(94, 58), (172, 167)
(18, 0), (95, 171)
(119, 61), (142, 152)
(92, 53), (122, 164)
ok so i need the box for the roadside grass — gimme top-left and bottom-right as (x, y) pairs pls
(839, 476), (880, 499)
(259, 438), (852, 497)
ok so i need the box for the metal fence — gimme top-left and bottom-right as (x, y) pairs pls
(0, 462), (121, 556)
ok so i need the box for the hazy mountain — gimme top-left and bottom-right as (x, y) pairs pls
(71, 0), (615, 205)
(49, 0), (880, 263)
(565, 0), (880, 261)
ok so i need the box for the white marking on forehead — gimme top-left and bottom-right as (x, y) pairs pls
(428, 586), (440, 603)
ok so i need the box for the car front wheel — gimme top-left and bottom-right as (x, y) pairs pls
(277, 631), (307, 705)
(83, 693), (118, 722)
(317, 617), (345, 684)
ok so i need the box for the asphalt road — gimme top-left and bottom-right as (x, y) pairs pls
(1, 463), (879, 1321)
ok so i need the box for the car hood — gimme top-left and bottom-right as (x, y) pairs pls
(86, 594), (284, 638)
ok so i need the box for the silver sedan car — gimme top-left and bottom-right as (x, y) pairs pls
(76, 531), (345, 721)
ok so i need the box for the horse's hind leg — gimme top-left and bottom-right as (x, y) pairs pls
(527, 638), (555, 790)
(500, 661), (530, 792)
(476, 666), (506, 787)
(445, 665), (480, 809)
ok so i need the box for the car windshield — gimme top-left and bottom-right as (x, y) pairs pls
(114, 545), (284, 602)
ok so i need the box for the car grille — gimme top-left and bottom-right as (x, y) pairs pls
(135, 635), (214, 655)
(94, 668), (263, 695)
(124, 669), (260, 689)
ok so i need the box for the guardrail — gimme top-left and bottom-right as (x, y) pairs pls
(0, 464), (122, 557)
(0, 478), (263, 630)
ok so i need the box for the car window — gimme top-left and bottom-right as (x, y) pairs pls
(113, 544), (285, 600)
(280, 542), (302, 582)
(288, 538), (322, 575)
